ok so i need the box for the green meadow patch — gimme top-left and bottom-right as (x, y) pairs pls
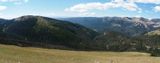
(0, 44), (160, 63)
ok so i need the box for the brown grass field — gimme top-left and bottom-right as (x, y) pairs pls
(0, 44), (159, 63)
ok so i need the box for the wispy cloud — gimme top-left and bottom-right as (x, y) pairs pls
(0, 0), (28, 3)
(0, 6), (7, 11)
(126, 0), (160, 4)
(0, 0), (29, 5)
(0, 0), (29, 12)
(65, 0), (160, 16)
(154, 6), (160, 12)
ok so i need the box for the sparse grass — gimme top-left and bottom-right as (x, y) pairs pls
(0, 44), (159, 63)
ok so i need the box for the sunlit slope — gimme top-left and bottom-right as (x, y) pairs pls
(0, 44), (159, 63)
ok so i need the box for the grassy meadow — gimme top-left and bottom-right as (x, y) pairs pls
(0, 44), (159, 63)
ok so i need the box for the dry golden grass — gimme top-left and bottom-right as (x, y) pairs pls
(0, 44), (159, 63)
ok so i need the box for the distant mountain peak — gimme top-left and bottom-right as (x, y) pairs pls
(59, 17), (160, 36)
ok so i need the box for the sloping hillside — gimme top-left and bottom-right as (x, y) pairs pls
(0, 15), (98, 49)
(0, 44), (160, 63)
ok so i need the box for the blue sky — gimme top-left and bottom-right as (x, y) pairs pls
(0, 0), (160, 19)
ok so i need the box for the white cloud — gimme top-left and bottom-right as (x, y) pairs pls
(65, 0), (160, 16)
(0, 0), (29, 13)
(112, 0), (140, 11)
(0, 0), (7, 2)
(154, 6), (160, 12)
(0, 6), (7, 11)
(0, 0), (29, 4)
(65, 2), (114, 13)
(65, 0), (141, 15)
(126, 0), (160, 4)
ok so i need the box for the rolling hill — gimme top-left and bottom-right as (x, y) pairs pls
(0, 15), (98, 49)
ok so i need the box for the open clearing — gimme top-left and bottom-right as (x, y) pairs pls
(0, 44), (159, 63)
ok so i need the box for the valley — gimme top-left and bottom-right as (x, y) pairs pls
(1, 0), (160, 63)
(0, 15), (160, 56)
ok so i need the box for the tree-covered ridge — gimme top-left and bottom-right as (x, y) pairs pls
(0, 15), (98, 49)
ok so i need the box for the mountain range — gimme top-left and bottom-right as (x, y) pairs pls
(0, 15), (160, 56)
(59, 17), (160, 36)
